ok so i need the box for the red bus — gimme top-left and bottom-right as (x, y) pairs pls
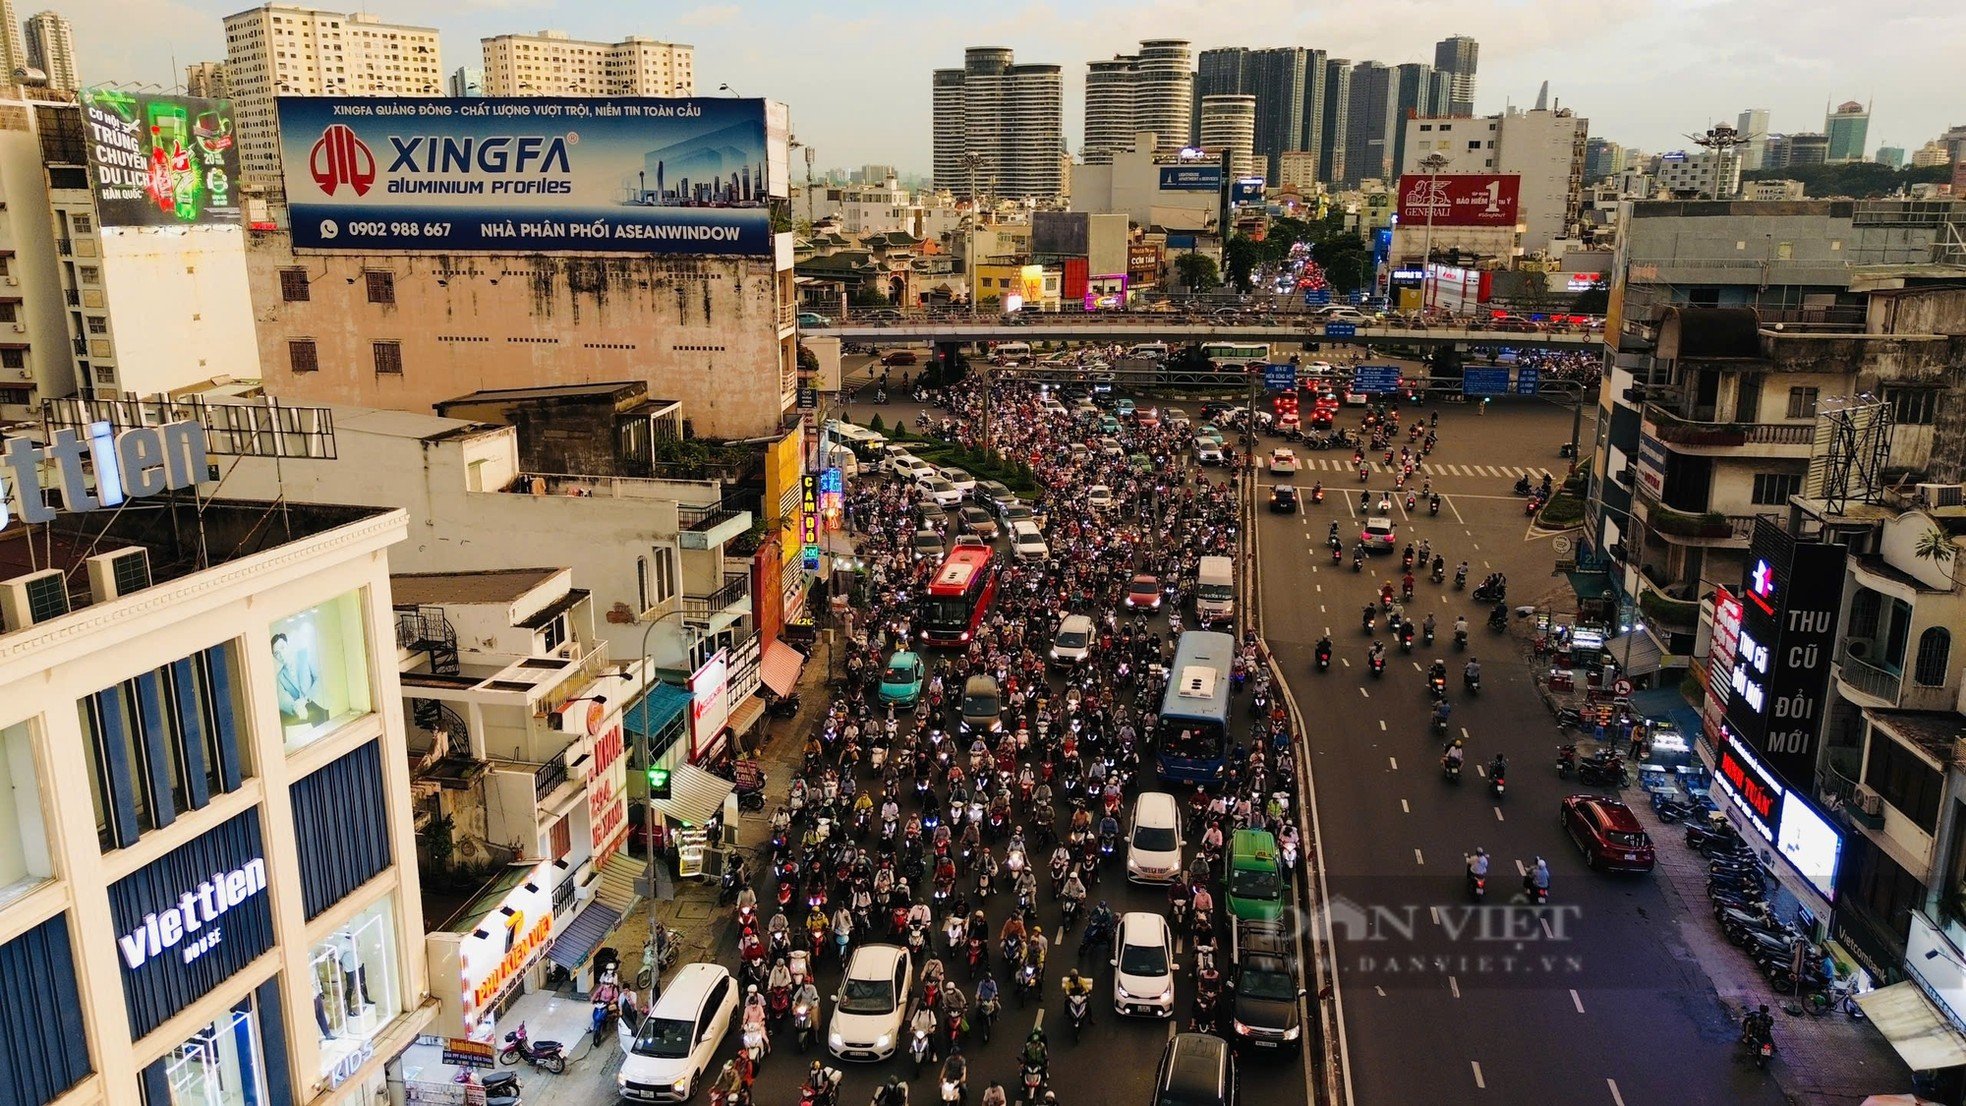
(921, 546), (1001, 646)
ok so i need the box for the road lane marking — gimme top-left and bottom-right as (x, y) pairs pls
(1606, 1078), (1624, 1105)
(1476, 764), (1486, 777)
(1429, 906), (1439, 924)
(1374, 986), (1386, 996)
(1411, 661), (1422, 672)
(1414, 848), (1424, 865)
(1571, 989), (1586, 1014)
(1342, 657), (1350, 667)
(1359, 688), (1370, 698)
(1542, 916), (1557, 939)
(1032, 1007), (1044, 1031)
(1461, 726), (1470, 739)
(1449, 975), (1460, 998)
(1447, 495), (1466, 524)
(1388, 757), (1399, 771)
(1516, 859), (1527, 876)
(1379, 720), (1387, 731)
(1471, 1061), (1485, 1089)
(1401, 798), (1409, 812)
(1495, 807), (1505, 821)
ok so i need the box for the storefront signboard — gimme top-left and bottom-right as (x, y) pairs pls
(590, 719), (628, 863)
(2, 420), (209, 532)
(1725, 520), (1846, 788)
(459, 861), (555, 1041)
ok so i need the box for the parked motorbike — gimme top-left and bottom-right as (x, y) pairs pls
(498, 1024), (567, 1074)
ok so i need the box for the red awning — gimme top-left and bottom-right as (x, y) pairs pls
(760, 639), (807, 698)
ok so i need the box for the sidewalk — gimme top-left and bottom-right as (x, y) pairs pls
(1624, 786), (1914, 1103)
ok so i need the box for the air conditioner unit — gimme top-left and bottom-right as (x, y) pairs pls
(0, 569), (70, 630)
(1916, 484), (1965, 509)
(85, 546), (152, 604)
(1853, 784), (1884, 818)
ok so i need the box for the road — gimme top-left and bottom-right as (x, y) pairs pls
(1251, 400), (1788, 1105)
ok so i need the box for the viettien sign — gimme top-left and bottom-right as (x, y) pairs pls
(2, 421), (209, 531)
(117, 857), (269, 970)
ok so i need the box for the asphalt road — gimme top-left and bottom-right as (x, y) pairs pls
(1251, 400), (1789, 1105)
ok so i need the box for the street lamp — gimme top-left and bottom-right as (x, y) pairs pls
(633, 605), (698, 982)
(1416, 153), (1449, 316)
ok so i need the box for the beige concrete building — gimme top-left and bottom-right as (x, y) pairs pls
(22, 11), (76, 91)
(185, 60), (230, 99)
(480, 29), (693, 97)
(221, 5), (444, 189)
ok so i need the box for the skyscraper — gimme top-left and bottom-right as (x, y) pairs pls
(448, 67), (484, 96)
(1191, 46), (1327, 183)
(1343, 61), (1396, 186)
(1736, 108), (1770, 171)
(1432, 35), (1478, 116)
(1199, 94), (1258, 178)
(223, 5), (445, 190)
(1392, 62), (1436, 173)
(1132, 40), (1193, 148)
(1083, 57), (1137, 164)
(933, 47), (1063, 202)
(0, 0), (23, 84)
(22, 11), (75, 89)
(1585, 137), (1625, 182)
(480, 30), (693, 97)
(1319, 58), (1351, 185)
(1825, 100), (1870, 163)
(185, 60), (229, 99)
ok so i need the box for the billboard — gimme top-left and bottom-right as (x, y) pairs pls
(1084, 274), (1127, 311)
(1395, 173), (1521, 228)
(1230, 177), (1266, 204)
(277, 97), (777, 255)
(1017, 265), (1046, 306)
(81, 89), (240, 227)
(1159, 165), (1223, 192)
(1724, 520), (1846, 788)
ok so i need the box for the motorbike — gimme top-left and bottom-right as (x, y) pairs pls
(1576, 754), (1626, 788)
(1315, 644), (1332, 672)
(1398, 625), (1415, 653)
(1556, 744), (1577, 777)
(498, 1024), (567, 1074)
(1361, 609), (1375, 633)
(1067, 989), (1091, 1041)
(1442, 755), (1462, 782)
(1453, 628), (1468, 651)
(1490, 770), (1506, 799)
(479, 1073), (522, 1106)
(1427, 673), (1447, 700)
(1331, 546), (1343, 565)
(975, 992), (1000, 1042)
(1525, 879), (1550, 905)
(1423, 623), (1436, 646)
(1353, 552), (1365, 573)
(793, 1001), (818, 1052)
(1464, 864), (1485, 901)
(909, 1025), (933, 1076)
(1472, 580), (1506, 605)
(1741, 1016), (1777, 1069)
(1368, 652), (1386, 678)
(1429, 495), (1442, 516)
(1021, 1060), (1048, 1104)
(1464, 672), (1481, 696)
(1487, 608), (1509, 632)
(1430, 562), (1444, 585)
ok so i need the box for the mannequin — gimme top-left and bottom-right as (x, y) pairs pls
(314, 978), (335, 1038)
(337, 931), (373, 1014)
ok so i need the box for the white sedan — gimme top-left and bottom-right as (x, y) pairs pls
(1268, 449), (1300, 475)
(1086, 485), (1115, 511)
(829, 945), (913, 1061)
(938, 466), (978, 498)
(916, 475), (964, 507)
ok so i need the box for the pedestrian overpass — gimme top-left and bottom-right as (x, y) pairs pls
(806, 320), (1600, 351)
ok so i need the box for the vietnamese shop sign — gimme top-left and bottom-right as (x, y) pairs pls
(1723, 519), (1845, 789)
(2, 421), (208, 531)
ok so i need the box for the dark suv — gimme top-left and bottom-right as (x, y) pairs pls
(1229, 920), (1304, 1052)
(1153, 1032), (1236, 1105)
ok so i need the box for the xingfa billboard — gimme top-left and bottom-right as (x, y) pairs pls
(278, 97), (783, 255)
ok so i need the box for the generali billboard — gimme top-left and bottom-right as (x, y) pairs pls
(1396, 173), (1521, 228)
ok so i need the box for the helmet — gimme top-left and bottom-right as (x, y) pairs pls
(1451, 738), (1464, 748)
(1474, 846), (1487, 857)
(747, 984), (759, 995)
(1028, 1028), (1044, 1041)
(1067, 968), (1081, 981)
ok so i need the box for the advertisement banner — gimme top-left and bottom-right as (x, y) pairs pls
(690, 649), (731, 754)
(82, 88), (241, 227)
(1017, 265), (1046, 306)
(1724, 521), (1846, 788)
(1231, 177), (1266, 204)
(458, 861), (555, 1042)
(1084, 274), (1127, 311)
(277, 97), (776, 254)
(1159, 165), (1223, 192)
(1395, 173), (1521, 228)
(1636, 432), (1669, 499)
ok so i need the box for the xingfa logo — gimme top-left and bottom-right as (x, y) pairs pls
(309, 124), (376, 197)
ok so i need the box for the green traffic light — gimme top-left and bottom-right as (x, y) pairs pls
(647, 767), (671, 799)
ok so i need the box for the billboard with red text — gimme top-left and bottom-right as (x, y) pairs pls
(1395, 173), (1520, 228)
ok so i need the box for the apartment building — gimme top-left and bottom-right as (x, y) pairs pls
(479, 29), (693, 97)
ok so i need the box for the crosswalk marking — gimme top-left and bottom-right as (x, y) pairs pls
(1292, 457), (1553, 479)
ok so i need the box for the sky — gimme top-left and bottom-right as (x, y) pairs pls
(63, 0), (1964, 173)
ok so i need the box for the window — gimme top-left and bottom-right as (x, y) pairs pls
(71, 214), (92, 235)
(1751, 472), (1801, 505)
(289, 339), (319, 373)
(1466, 140), (1481, 151)
(1786, 387), (1819, 419)
(372, 340), (402, 375)
(86, 315), (107, 335)
(548, 814), (572, 859)
(280, 268), (311, 302)
(1915, 627), (1951, 687)
(650, 545), (678, 605)
(77, 266), (98, 285)
(271, 590), (375, 752)
(0, 303), (13, 324)
(0, 720), (52, 907)
(364, 270), (394, 304)
(0, 348), (21, 370)
(539, 614), (566, 653)
(159, 997), (273, 1106)
(1866, 732), (1942, 833)
(1886, 386), (1937, 426)
(308, 894), (403, 1082)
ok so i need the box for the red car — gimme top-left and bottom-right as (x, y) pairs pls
(1560, 795), (1656, 872)
(1124, 574), (1164, 611)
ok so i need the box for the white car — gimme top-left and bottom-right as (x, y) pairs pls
(1112, 912), (1177, 1017)
(829, 944), (913, 1061)
(616, 964), (737, 1101)
(1086, 485), (1114, 511)
(1316, 306), (1371, 324)
(1049, 613), (1095, 668)
(881, 451), (922, 478)
(1125, 792), (1184, 884)
(1268, 449), (1300, 475)
(916, 475), (963, 507)
(1195, 442), (1225, 465)
(1010, 519), (1049, 562)
(938, 467), (978, 498)
(892, 456), (938, 483)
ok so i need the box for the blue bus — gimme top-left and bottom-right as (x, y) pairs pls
(1156, 630), (1235, 784)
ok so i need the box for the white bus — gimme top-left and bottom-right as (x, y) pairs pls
(1200, 341), (1270, 370)
(993, 341), (1032, 365)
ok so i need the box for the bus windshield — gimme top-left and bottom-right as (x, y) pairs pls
(925, 597), (971, 630)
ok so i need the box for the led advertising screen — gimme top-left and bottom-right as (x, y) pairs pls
(81, 88), (240, 227)
(1395, 173), (1521, 228)
(1159, 165), (1223, 192)
(277, 97), (777, 254)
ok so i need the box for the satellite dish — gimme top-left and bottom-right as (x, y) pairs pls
(13, 66), (48, 86)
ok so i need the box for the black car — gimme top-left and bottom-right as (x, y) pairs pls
(1268, 485), (1298, 514)
(1155, 1032), (1236, 1104)
(1229, 920), (1304, 1052)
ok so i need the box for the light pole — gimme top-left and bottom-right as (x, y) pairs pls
(634, 605), (696, 982)
(960, 152), (986, 320)
(1417, 153), (1449, 316)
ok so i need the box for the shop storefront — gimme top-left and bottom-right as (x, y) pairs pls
(271, 590), (376, 754)
(427, 860), (561, 1044)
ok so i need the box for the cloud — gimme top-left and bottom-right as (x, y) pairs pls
(676, 5), (742, 28)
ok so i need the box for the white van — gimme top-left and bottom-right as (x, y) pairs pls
(1010, 520), (1049, 562)
(1128, 342), (1170, 361)
(1125, 791), (1184, 884)
(993, 341), (1032, 365)
(1196, 555), (1235, 626)
(820, 444), (860, 480)
(830, 422), (888, 459)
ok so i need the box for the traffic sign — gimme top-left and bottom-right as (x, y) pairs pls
(1352, 365), (1403, 394)
(1613, 678), (1633, 697)
(1263, 364), (1298, 391)
(1323, 323), (1356, 339)
(1461, 368), (1510, 396)
(1515, 367), (1541, 395)
(1303, 288), (1332, 307)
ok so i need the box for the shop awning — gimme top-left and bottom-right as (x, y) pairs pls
(760, 639), (807, 698)
(727, 694), (766, 740)
(1603, 631), (1664, 677)
(1629, 686), (1702, 738)
(648, 762), (733, 828)
(546, 901), (623, 971)
(1567, 571), (1614, 602)
(625, 682), (693, 740)
(1856, 982), (1966, 1071)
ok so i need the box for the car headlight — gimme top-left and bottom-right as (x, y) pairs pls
(1282, 1024), (1302, 1040)
(829, 1032), (845, 1049)
(617, 1074), (629, 1087)
(875, 1033), (893, 1050)
(1049, 649), (1059, 659)
(1233, 1019), (1254, 1036)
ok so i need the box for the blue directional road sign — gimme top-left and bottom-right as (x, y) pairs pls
(1462, 368), (1510, 396)
(1303, 288), (1332, 307)
(1264, 364), (1298, 391)
(1323, 323), (1357, 339)
(1515, 367), (1542, 395)
(1352, 365), (1403, 394)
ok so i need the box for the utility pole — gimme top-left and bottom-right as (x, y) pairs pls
(1417, 153), (1449, 315)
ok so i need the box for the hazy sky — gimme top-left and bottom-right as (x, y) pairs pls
(66, 0), (1961, 172)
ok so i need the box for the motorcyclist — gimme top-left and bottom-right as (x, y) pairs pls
(1367, 640), (1386, 668)
(1021, 1028), (1049, 1071)
(874, 1075), (909, 1106)
(981, 1081), (1008, 1106)
(1465, 658), (1482, 684)
(1422, 613), (1436, 640)
(1427, 659), (1447, 685)
(741, 985), (768, 1052)
(940, 1049), (968, 1099)
(1466, 847), (1489, 886)
(1454, 615), (1468, 641)
(909, 1003), (942, 1063)
(1491, 753), (1509, 779)
(1529, 856), (1550, 894)
(1743, 1003), (1774, 1041)
(1088, 899), (1117, 938)
(1432, 699), (1452, 726)
(1060, 869), (1087, 907)
(1316, 634), (1332, 660)
(793, 975), (823, 1022)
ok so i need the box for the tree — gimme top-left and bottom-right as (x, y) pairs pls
(1915, 527), (1956, 566)
(851, 282), (888, 307)
(867, 412), (885, 433)
(1516, 270), (1554, 311)
(1175, 251), (1221, 292)
(1572, 285), (1611, 315)
(1224, 236), (1262, 293)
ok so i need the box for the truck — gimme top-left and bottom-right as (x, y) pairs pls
(1196, 555), (1235, 626)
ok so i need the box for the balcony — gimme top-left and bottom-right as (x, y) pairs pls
(533, 745), (572, 802)
(682, 572), (751, 627)
(678, 498), (753, 550)
(1643, 405), (1815, 457)
(1632, 491), (1756, 548)
(778, 302), (797, 329)
(56, 237), (71, 255)
(1836, 650), (1903, 708)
